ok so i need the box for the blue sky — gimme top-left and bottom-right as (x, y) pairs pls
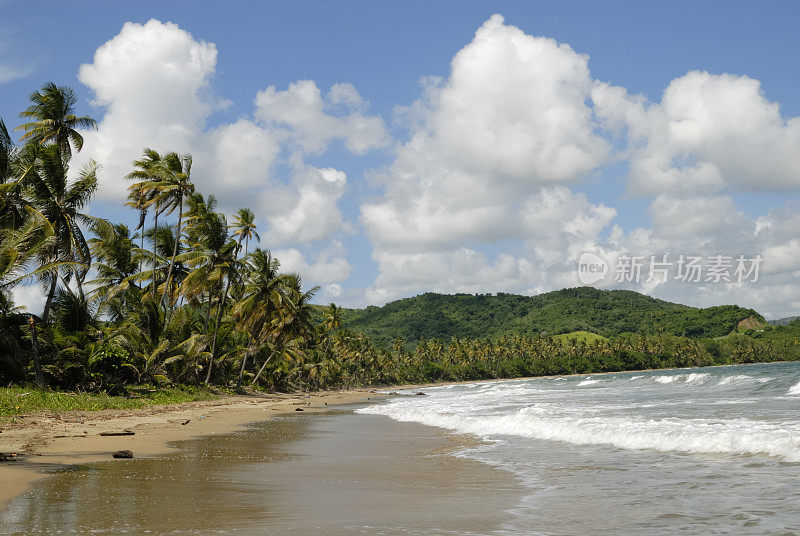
(2, 1), (800, 317)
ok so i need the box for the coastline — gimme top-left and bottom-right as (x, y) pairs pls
(0, 388), (386, 506)
(2, 360), (795, 508)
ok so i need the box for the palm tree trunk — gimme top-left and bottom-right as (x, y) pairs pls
(28, 316), (44, 387)
(251, 350), (276, 388)
(151, 211), (158, 298)
(76, 271), (85, 301)
(205, 273), (233, 384)
(162, 194), (182, 310)
(139, 224), (145, 275)
(236, 346), (250, 388)
(204, 289), (213, 330)
(41, 270), (58, 324)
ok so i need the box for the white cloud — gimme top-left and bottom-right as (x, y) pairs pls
(0, 38), (34, 84)
(365, 248), (537, 304)
(264, 163), (349, 246)
(254, 80), (389, 155)
(75, 19), (218, 202)
(273, 244), (352, 286)
(11, 284), (46, 315)
(0, 63), (32, 84)
(359, 14), (614, 300)
(593, 71), (800, 196)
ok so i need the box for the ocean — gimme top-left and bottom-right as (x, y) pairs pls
(359, 361), (800, 535)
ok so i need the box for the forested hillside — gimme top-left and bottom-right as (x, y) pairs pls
(341, 288), (765, 347)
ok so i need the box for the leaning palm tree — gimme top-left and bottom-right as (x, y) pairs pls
(15, 83), (97, 161)
(231, 208), (260, 257)
(0, 206), (56, 288)
(24, 145), (98, 323)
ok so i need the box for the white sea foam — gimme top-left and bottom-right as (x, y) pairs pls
(359, 402), (800, 462)
(718, 374), (752, 385)
(577, 378), (600, 386)
(359, 364), (800, 463)
(788, 380), (800, 395)
(653, 373), (709, 384)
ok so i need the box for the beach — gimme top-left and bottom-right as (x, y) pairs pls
(4, 362), (800, 534)
(0, 389), (386, 506)
(0, 389), (523, 535)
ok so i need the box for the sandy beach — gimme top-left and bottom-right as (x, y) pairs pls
(0, 388), (524, 535)
(0, 389), (387, 507)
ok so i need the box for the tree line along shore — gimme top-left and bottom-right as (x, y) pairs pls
(1, 83), (799, 418)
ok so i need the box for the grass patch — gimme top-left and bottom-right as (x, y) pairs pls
(551, 331), (610, 344)
(0, 385), (218, 422)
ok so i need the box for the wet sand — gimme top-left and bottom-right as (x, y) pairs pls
(0, 407), (523, 535)
(0, 389), (385, 506)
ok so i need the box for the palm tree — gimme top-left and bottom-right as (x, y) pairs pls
(24, 145), (98, 323)
(126, 149), (167, 299)
(0, 206), (56, 288)
(125, 187), (149, 275)
(0, 119), (11, 184)
(87, 220), (140, 321)
(16, 83), (97, 161)
(231, 249), (293, 386)
(0, 119), (30, 232)
(178, 206), (240, 383)
(154, 153), (194, 309)
(323, 303), (343, 332)
(231, 208), (260, 257)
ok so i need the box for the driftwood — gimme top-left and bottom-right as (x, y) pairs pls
(112, 450), (133, 459)
(99, 430), (135, 436)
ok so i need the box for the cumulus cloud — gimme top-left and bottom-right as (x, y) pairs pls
(254, 80), (389, 155)
(593, 71), (800, 196)
(76, 19), (219, 202)
(68, 18), (387, 295)
(273, 242), (352, 297)
(359, 14), (614, 301)
(264, 163), (349, 246)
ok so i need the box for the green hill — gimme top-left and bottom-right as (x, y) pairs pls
(340, 287), (764, 348)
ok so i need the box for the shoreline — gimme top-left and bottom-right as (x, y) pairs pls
(1, 360), (793, 507)
(0, 388), (387, 506)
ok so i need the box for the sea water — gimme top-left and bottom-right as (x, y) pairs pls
(358, 361), (800, 535)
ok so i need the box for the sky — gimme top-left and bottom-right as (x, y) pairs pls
(2, 1), (800, 318)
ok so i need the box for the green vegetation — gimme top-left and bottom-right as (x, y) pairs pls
(341, 289), (764, 348)
(0, 385), (217, 421)
(552, 331), (609, 345)
(0, 83), (797, 409)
